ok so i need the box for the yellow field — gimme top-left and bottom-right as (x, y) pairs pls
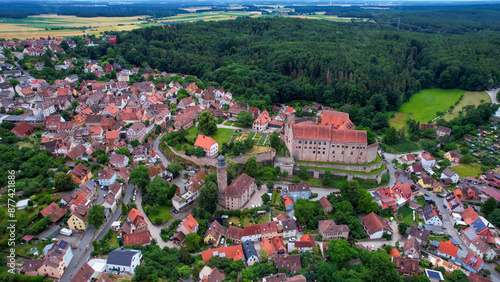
(159, 12), (262, 23)
(88, 25), (145, 34)
(441, 91), (491, 120)
(0, 14), (147, 39)
(27, 14), (145, 27)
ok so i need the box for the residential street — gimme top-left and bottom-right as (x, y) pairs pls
(61, 183), (134, 281)
(420, 188), (500, 281)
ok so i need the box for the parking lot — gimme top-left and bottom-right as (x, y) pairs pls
(241, 187), (270, 210)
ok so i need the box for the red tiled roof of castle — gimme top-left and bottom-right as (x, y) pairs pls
(319, 110), (355, 130)
(292, 124), (367, 143)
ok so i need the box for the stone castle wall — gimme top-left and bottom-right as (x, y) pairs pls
(293, 166), (387, 183)
(298, 154), (383, 173)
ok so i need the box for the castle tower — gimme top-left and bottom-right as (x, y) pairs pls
(217, 154), (227, 194)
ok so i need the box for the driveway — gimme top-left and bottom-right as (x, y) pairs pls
(135, 191), (168, 248)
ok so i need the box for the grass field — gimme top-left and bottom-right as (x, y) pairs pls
(397, 88), (465, 123)
(0, 14), (148, 39)
(389, 112), (413, 130)
(146, 205), (173, 225)
(298, 155), (382, 166)
(398, 207), (415, 226)
(229, 216), (240, 226)
(186, 127), (234, 146)
(299, 162), (386, 176)
(442, 91), (491, 120)
(247, 146), (270, 155)
(157, 11), (361, 24)
(385, 140), (421, 153)
(452, 164), (484, 178)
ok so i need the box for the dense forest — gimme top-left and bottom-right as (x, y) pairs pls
(101, 17), (499, 115)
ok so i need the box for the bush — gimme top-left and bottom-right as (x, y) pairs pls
(155, 218), (163, 225)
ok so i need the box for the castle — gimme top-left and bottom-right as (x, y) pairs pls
(283, 110), (378, 164)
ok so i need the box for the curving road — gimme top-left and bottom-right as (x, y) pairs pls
(486, 88), (499, 104)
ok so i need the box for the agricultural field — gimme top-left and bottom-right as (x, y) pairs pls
(441, 91), (491, 120)
(156, 11), (361, 23)
(396, 88), (465, 124)
(0, 14), (149, 39)
(157, 11), (263, 23)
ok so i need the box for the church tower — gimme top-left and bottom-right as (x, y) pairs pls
(217, 154), (227, 194)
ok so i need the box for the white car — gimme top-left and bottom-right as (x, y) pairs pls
(132, 195), (136, 201)
(289, 238), (296, 242)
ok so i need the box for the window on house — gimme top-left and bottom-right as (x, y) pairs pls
(360, 152), (363, 155)
(351, 152), (353, 155)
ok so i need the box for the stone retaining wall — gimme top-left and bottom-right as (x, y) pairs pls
(293, 166), (387, 183)
(297, 155), (383, 173)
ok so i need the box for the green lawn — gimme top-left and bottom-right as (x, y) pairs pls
(385, 140), (421, 153)
(257, 214), (270, 224)
(298, 155), (382, 166)
(299, 162), (386, 176)
(186, 127), (234, 146)
(398, 207), (415, 226)
(232, 123), (249, 128)
(452, 164), (484, 178)
(398, 88), (465, 123)
(146, 205), (173, 225)
(241, 216), (255, 226)
(389, 112), (413, 131)
(229, 216), (240, 226)
(429, 236), (448, 242)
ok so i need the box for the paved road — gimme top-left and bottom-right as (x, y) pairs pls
(420, 187), (500, 280)
(61, 183), (134, 281)
(486, 88), (499, 104)
(135, 191), (167, 248)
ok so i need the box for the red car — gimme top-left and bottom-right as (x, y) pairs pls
(298, 226), (302, 232)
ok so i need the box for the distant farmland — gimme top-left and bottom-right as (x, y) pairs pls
(0, 14), (152, 39)
(156, 11), (364, 23)
(0, 10), (369, 39)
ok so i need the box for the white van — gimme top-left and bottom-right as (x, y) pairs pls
(60, 228), (73, 236)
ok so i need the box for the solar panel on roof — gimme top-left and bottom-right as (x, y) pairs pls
(55, 249), (62, 254)
(470, 257), (477, 263)
(58, 240), (68, 249)
(426, 270), (442, 279)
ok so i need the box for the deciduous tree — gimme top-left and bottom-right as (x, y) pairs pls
(87, 205), (105, 228)
(198, 111), (217, 136)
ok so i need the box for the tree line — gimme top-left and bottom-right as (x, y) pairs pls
(99, 17), (499, 124)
